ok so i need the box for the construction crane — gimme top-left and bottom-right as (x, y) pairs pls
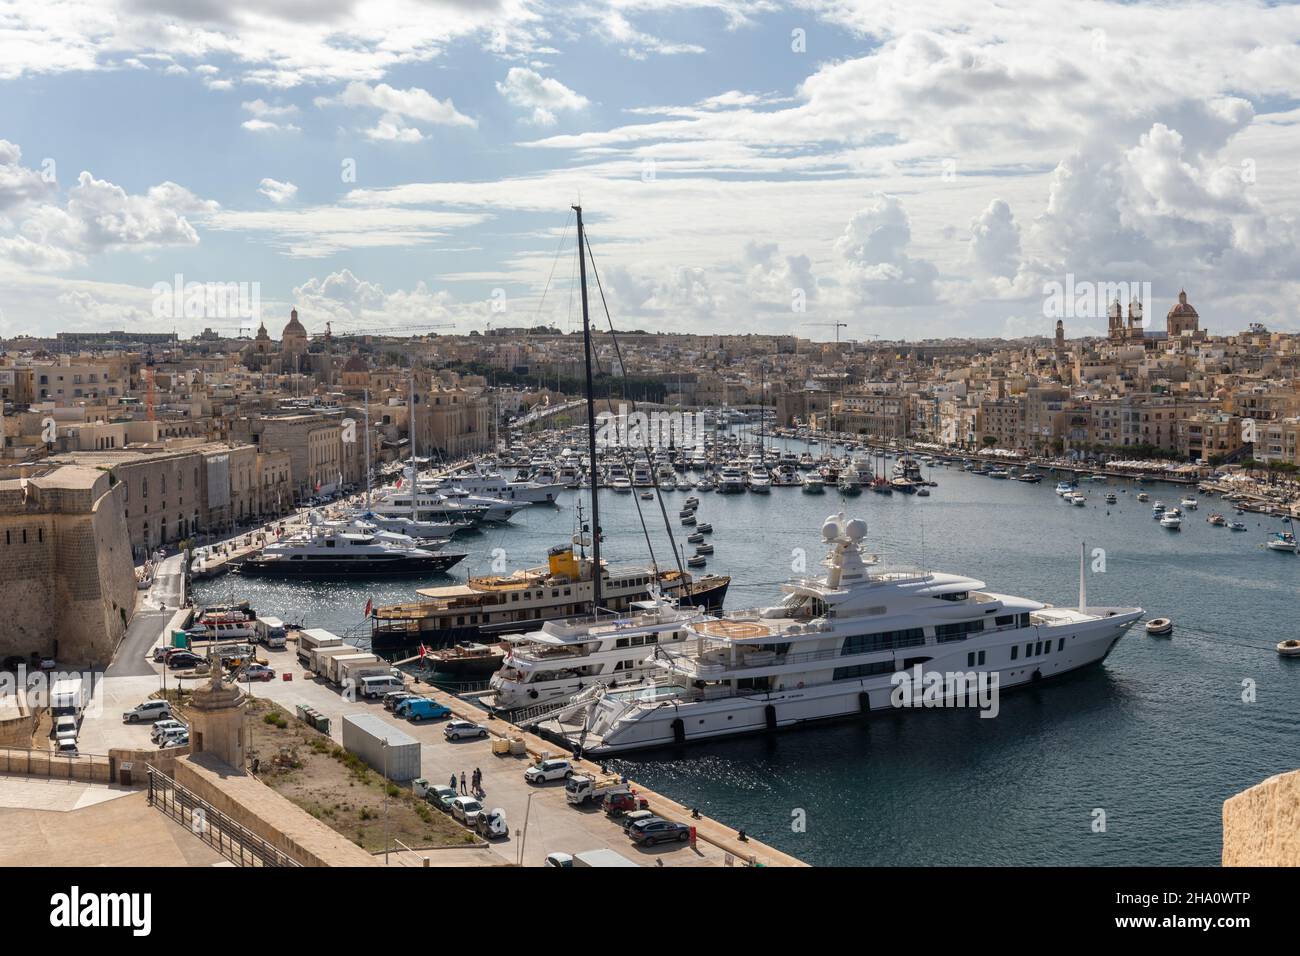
(803, 320), (848, 344)
(311, 321), (457, 339)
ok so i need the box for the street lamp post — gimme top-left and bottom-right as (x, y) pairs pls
(382, 737), (390, 864)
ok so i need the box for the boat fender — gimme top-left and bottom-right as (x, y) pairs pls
(529, 689), (539, 699)
(671, 717), (686, 745)
(1032, 669), (1042, 683)
(764, 704), (777, 732)
(858, 691), (871, 714)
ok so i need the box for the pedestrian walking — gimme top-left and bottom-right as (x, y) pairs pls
(448, 772), (456, 792)
(460, 771), (468, 795)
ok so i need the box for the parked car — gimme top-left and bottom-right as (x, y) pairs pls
(243, 664), (275, 681)
(167, 652), (204, 669)
(433, 787), (460, 813)
(3, 655), (25, 672)
(123, 700), (174, 724)
(475, 807), (508, 839)
(544, 852), (573, 868)
(56, 740), (78, 757)
(383, 691), (418, 712)
(149, 720), (187, 743)
(157, 731), (189, 749)
(396, 698), (451, 722)
(425, 784), (458, 810)
(443, 719), (488, 741)
(525, 758), (573, 784)
(38, 657), (56, 671)
(619, 809), (657, 832)
(604, 791), (650, 817)
(450, 796), (484, 826)
(628, 818), (691, 846)
(54, 716), (78, 743)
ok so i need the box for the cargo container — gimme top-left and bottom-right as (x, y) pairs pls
(309, 644), (360, 674)
(297, 628), (344, 666)
(327, 652), (379, 685)
(338, 658), (390, 687)
(341, 713), (420, 781)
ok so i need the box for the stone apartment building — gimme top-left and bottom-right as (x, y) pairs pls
(835, 392), (914, 438)
(976, 396), (1025, 448)
(29, 355), (129, 405)
(1179, 412), (1245, 463)
(415, 382), (492, 459)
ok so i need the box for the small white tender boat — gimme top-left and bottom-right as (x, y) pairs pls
(1146, 618), (1173, 636)
(1277, 639), (1300, 658)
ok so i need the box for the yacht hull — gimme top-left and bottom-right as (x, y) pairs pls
(553, 610), (1141, 755)
(238, 552), (466, 579)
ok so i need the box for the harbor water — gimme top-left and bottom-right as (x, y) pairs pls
(194, 448), (1300, 866)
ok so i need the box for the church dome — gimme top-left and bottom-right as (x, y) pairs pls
(282, 307), (307, 339)
(343, 353), (367, 373)
(1167, 290), (1198, 318)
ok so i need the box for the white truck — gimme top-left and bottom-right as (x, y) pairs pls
(575, 849), (639, 867)
(50, 677), (87, 719)
(565, 774), (631, 806)
(256, 616), (288, 649)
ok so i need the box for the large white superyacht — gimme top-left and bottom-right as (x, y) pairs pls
(541, 514), (1143, 754)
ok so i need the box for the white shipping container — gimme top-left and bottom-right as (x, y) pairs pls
(326, 652), (377, 684)
(297, 628), (343, 665)
(309, 644), (360, 674)
(341, 713), (420, 781)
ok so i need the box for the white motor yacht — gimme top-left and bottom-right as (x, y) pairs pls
(540, 516), (1143, 754)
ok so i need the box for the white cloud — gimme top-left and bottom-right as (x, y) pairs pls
(318, 81), (476, 142)
(258, 178), (298, 204)
(835, 194), (938, 306)
(968, 199), (1021, 279)
(496, 67), (589, 126)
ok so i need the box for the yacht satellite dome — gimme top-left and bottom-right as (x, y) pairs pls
(845, 518), (868, 541)
(822, 517), (842, 540)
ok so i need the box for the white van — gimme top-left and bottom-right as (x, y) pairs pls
(359, 674), (405, 699)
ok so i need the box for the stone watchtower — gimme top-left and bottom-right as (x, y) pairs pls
(188, 668), (247, 773)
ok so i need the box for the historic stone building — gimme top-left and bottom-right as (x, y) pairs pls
(0, 464), (136, 663)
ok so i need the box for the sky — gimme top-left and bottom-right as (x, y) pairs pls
(0, 0), (1299, 342)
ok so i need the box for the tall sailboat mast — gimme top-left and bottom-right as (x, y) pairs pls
(574, 204), (602, 609)
(363, 386), (371, 510)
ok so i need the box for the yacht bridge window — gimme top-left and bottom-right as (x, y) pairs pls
(935, 620), (985, 642)
(841, 628), (925, 655)
(778, 593), (828, 618)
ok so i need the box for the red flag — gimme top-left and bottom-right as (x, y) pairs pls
(419, 643), (428, 659)
(364, 598), (373, 616)
(395, 476), (403, 489)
